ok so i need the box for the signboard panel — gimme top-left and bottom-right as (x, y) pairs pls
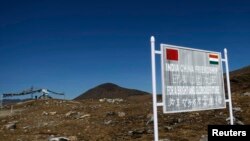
(161, 44), (226, 113)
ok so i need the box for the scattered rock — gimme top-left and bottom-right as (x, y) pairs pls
(133, 129), (145, 134)
(242, 92), (250, 96)
(4, 121), (18, 130)
(128, 129), (146, 138)
(24, 129), (28, 133)
(49, 112), (57, 116)
(22, 126), (30, 129)
(118, 112), (126, 117)
(128, 131), (133, 136)
(114, 98), (124, 102)
(42, 122), (49, 127)
(99, 99), (105, 102)
(164, 126), (173, 131)
(233, 107), (242, 112)
(226, 117), (244, 125)
(189, 114), (196, 118)
(98, 98), (124, 103)
(146, 113), (153, 119)
(65, 111), (77, 117)
(79, 114), (90, 119)
(68, 136), (78, 141)
(106, 99), (115, 103)
(159, 139), (170, 141)
(104, 120), (112, 125)
(177, 118), (182, 123)
(199, 135), (208, 141)
(236, 120), (244, 125)
(226, 117), (235, 122)
(146, 113), (153, 125)
(1, 119), (7, 123)
(42, 111), (48, 116)
(146, 129), (153, 134)
(48, 136), (69, 141)
(106, 111), (116, 116)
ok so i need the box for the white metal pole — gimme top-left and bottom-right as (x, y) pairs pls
(151, 36), (159, 141)
(224, 48), (234, 125)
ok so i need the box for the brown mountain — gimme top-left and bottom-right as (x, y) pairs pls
(74, 83), (149, 100)
(229, 65), (250, 93)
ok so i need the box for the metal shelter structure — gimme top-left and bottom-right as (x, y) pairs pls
(0, 87), (65, 107)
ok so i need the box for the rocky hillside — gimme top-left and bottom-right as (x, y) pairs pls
(74, 83), (149, 100)
(229, 65), (250, 93)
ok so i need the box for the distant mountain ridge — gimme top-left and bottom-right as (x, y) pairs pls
(74, 83), (149, 100)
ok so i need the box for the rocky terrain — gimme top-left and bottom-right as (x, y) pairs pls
(0, 65), (249, 141)
(230, 65), (250, 93)
(1, 95), (249, 141)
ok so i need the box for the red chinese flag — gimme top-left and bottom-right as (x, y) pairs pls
(166, 49), (178, 61)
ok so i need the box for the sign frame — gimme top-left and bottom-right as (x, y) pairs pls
(160, 44), (227, 113)
(150, 36), (234, 141)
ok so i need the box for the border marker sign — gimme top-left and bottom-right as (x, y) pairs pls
(150, 36), (233, 141)
(161, 45), (226, 113)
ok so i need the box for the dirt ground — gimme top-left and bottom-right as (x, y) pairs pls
(0, 94), (249, 141)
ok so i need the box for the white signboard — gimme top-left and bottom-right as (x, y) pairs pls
(161, 44), (226, 113)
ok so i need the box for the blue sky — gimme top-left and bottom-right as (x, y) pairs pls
(0, 0), (250, 99)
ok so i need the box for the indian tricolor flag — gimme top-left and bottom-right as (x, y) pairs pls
(209, 53), (219, 65)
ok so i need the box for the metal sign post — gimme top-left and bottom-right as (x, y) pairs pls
(150, 36), (233, 140)
(150, 36), (159, 141)
(223, 48), (234, 125)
